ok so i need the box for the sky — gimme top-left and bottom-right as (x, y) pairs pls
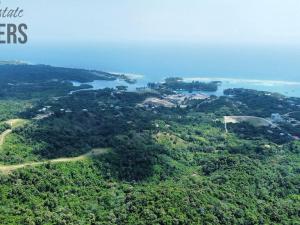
(3, 0), (300, 45)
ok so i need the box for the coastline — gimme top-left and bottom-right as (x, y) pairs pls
(75, 73), (300, 98)
(182, 77), (300, 86)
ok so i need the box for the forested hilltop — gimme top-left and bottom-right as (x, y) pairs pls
(0, 64), (299, 225)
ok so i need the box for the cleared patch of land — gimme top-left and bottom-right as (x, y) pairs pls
(139, 97), (176, 108)
(224, 116), (273, 127)
(154, 132), (188, 149)
(0, 148), (110, 174)
(6, 119), (28, 128)
(0, 119), (28, 147)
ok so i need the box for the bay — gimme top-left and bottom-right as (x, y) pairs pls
(2, 42), (300, 97)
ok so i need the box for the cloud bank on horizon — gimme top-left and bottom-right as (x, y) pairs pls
(5, 0), (300, 45)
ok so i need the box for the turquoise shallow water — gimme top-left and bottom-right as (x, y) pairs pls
(182, 77), (300, 97)
(73, 76), (300, 98)
(3, 42), (300, 97)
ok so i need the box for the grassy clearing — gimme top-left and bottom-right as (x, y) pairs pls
(0, 118), (29, 148)
(6, 118), (28, 128)
(224, 116), (273, 127)
(154, 132), (188, 149)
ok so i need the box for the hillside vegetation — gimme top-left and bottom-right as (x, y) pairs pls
(0, 66), (299, 225)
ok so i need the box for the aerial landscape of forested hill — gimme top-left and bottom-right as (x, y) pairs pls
(0, 64), (299, 225)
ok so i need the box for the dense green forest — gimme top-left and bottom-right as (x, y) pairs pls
(0, 65), (299, 224)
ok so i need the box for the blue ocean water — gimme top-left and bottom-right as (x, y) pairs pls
(2, 42), (300, 97)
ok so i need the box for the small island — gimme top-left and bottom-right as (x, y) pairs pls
(148, 77), (221, 93)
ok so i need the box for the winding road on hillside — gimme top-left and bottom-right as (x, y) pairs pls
(0, 148), (110, 174)
(0, 129), (12, 146)
(0, 119), (27, 147)
(0, 118), (110, 174)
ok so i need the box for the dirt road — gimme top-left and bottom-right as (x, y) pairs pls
(0, 148), (110, 174)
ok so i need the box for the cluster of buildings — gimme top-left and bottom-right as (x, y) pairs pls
(271, 112), (300, 127)
(138, 93), (209, 109)
(34, 105), (91, 120)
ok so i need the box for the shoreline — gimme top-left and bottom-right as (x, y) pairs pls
(71, 74), (300, 98)
(182, 77), (300, 86)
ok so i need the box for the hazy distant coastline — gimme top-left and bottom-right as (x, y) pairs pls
(183, 77), (300, 86)
(2, 60), (300, 97)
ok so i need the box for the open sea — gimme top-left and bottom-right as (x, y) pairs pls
(2, 42), (300, 97)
